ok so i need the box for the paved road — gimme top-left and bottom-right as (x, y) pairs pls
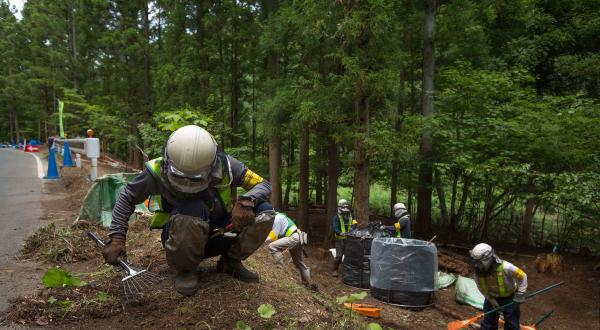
(0, 149), (46, 312)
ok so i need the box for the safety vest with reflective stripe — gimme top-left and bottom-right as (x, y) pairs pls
(283, 217), (298, 238)
(335, 213), (357, 240)
(394, 222), (402, 238)
(267, 213), (298, 241)
(478, 262), (513, 298)
(145, 157), (233, 229)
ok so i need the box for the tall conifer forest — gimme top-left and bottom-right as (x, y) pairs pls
(1, 0), (600, 252)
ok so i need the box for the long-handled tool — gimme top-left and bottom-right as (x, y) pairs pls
(87, 231), (162, 300)
(499, 309), (554, 330)
(447, 282), (563, 330)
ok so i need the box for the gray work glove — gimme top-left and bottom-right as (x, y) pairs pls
(513, 293), (526, 304)
(488, 297), (501, 309)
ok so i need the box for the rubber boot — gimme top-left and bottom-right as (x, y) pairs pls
(331, 260), (340, 277)
(174, 271), (200, 296)
(217, 256), (259, 283)
(300, 269), (318, 291)
(272, 252), (285, 269)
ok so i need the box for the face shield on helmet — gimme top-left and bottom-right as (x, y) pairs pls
(165, 157), (219, 193)
(163, 125), (219, 193)
(337, 199), (350, 214)
(469, 243), (498, 275)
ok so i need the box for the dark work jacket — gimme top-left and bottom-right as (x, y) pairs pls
(108, 154), (271, 237)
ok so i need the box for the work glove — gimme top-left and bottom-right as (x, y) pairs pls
(488, 298), (501, 309)
(231, 196), (255, 232)
(513, 293), (526, 304)
(101, 234), (126, 266)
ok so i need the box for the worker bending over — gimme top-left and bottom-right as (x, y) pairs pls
(470, 243), (528, 330)
(265, 212), (316, 290)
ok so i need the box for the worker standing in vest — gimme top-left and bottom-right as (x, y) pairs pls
(380, 203), (412, 238)
(330, 199), (357, 277)
(469, 243), (528, 330)
(265, 212), (316, 290)
(102, 125), (275, 296)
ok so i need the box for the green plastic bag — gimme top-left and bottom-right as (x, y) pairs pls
(455, 275), (485, 310)
(77, 173), (148, 227)
(437, 271), (457, 289)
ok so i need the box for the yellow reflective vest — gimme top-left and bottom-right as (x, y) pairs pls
(145, 157), (233, 229)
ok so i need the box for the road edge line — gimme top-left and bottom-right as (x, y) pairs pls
(28, 152), (45, 178)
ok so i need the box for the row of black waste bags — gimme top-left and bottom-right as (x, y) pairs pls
(341, 228), (437, 307)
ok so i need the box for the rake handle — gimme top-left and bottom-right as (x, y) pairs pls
(448, 282), (563, 330)
(482, 281), (564, 319)
(87, 231), (106, 247)
(534, 310), (554, 326)
(86, 231), (134, 275)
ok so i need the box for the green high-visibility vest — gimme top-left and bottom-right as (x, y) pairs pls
(478, 262), (513, 298)
(278, 213), (298, 238)
(335, 213), (356, 240)
(145, 157), (233, 229)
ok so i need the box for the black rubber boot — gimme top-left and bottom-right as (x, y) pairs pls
(174, 271), (200, 296)
(217, 256), (259, 283)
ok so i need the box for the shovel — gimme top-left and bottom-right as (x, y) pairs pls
(447, 282), (563, 330)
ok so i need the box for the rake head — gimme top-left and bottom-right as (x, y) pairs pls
(118, 261), (163, 301)
(86, 231), (163, 301)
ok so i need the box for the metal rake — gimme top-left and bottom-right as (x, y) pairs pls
(87, 231), (163, 301)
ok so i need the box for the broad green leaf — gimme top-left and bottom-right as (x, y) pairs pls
(336, 295), (348, 304)
(257, 303), (276, 319)
(346, 291), (368, 303)
(350, 291), (368, 301)
(42, 267), (86, 288)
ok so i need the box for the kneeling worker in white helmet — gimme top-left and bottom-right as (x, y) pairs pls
(102, 125), (275, 296)
(380, 203), (412, 238)
(330, 199), (357, 277)
(469, 243), (528, 330)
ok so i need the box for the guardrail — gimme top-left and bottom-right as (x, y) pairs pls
(54, 137), (100, 181)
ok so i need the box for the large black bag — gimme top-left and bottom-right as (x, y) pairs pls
(342, 222), (390, 289)
(370, 238), (437, 307)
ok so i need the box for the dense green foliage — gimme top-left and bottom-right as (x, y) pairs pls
(1, 0), (599, 252)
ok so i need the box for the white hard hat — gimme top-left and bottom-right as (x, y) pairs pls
(470, 243), (493, 259)
(392, 203), (406, 212)
(338, 199), (350, 213)
(469, 243), (498, 274)
(164, 125), (218, 193)
(392, 203), (407, 219)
